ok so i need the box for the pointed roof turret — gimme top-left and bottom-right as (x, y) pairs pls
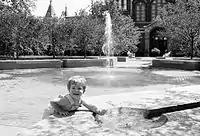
(63, 4), (67, 17)
(45, 0), (56, 17)
(61, 4), (68, 18)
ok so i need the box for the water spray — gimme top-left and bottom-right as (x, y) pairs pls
(102, 11), (114, 67)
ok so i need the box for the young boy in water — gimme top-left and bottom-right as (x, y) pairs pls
(42, 75), (107, 119)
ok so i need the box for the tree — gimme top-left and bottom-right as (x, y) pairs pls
(0, 8), (14, 56)
(71, 10), (97, 58)
(89, 19), (105, 56)
(55, 17), (79, 56)
(0, 8), (29, 58)
(22, 16), (47, 55)
(112, 13), (141, 56)
(0, 0), (38, 57)
(160, 0), (200, 59)
(1, 0), (36, 14)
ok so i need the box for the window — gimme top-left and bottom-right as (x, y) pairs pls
(151, 0), (167, 21)
(116, 0), (119, 9)
(123, 0), (127, 10)
(135, 2), (146, 22)
(118, 0), (127, 10)
(151, 2), (156, 21)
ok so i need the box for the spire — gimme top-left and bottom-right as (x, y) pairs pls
(45, 0), (56, 18)
(61, 4), (68, 18)
(64, 4), (67, 17)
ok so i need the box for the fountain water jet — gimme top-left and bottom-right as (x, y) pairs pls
(102, 11), (114, 67)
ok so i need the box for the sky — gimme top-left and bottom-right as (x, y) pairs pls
(32, 0), (92, 17)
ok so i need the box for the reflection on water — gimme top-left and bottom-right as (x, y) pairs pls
(2, 67), (200, 88)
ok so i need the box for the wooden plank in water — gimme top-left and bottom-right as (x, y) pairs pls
(144, 102), (200, 119)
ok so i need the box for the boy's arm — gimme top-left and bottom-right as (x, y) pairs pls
(50, 97), (64, 113)
(50, 97), (71, 117)
(50, 97), (71, 115)
(81, 100), (107, 115)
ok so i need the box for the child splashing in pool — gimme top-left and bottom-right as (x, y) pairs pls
(42, 75), (107, 119)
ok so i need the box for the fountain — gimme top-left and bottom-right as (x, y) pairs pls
(89, 11), (117, 83)
(102, 11), (115, 67)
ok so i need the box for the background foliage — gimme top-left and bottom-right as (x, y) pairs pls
(160, 0), (200, 59)
(0, 0), (141, 58)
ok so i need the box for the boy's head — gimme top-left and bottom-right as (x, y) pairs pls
(67, 75), (87, 93)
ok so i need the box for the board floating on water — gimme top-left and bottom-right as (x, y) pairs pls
(94, 107), (168, 130)
(144, 101), (200, 119)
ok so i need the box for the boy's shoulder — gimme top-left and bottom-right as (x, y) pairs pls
(51, 94), (70, 105)
(58, 94), (65, 98)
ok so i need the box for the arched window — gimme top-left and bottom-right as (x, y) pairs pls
(151, 0), (167, 21)
(135, 2), (146, 22)
(117, 0), (127, 10)
(151, 0), (157, 20)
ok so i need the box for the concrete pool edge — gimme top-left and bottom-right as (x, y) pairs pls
(0, 60), (62, 70)
(0, 58), (118, 70)
(152, 58), (200, 70)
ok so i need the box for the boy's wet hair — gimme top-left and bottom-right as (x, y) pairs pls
(67, 76), (87, 93)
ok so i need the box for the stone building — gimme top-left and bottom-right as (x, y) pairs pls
(117, 0), (175, 56)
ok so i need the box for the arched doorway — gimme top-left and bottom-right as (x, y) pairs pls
(149, 27), (167, 56)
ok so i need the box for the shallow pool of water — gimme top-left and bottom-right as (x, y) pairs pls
(1, 66), (200, 128)
(1, 67), (200, 88)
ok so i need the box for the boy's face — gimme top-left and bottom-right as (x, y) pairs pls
(69, 83), (84, 100)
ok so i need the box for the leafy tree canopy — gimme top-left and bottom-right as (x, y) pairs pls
(160, 0), (200, 58)
(1, 0), (36, 14)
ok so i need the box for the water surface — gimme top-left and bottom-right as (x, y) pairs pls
(1, 66), (200, 128)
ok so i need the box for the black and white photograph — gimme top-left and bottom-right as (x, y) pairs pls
(1, 0), (200, 136)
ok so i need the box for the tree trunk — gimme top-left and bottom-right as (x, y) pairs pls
(52, 30), (55, 59)
(83, 37), (87, 59)
(15, 40), (19, 59)
(52, 44), (55, 59)
(190, 36), (194, 60)
(84, 44), (86, 59)
(16, 44), (19, 59)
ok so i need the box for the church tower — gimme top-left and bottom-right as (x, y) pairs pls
(61, 5), (68, 18)
(45, 0), (56, 17)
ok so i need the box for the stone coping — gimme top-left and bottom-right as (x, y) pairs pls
(62, 58), (107, 68)
(0, 58), (120, 70)
(0, 59), (62, 70)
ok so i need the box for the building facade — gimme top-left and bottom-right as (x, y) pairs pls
(45, 0), (175, 56)
(117, 0), (175, 56)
